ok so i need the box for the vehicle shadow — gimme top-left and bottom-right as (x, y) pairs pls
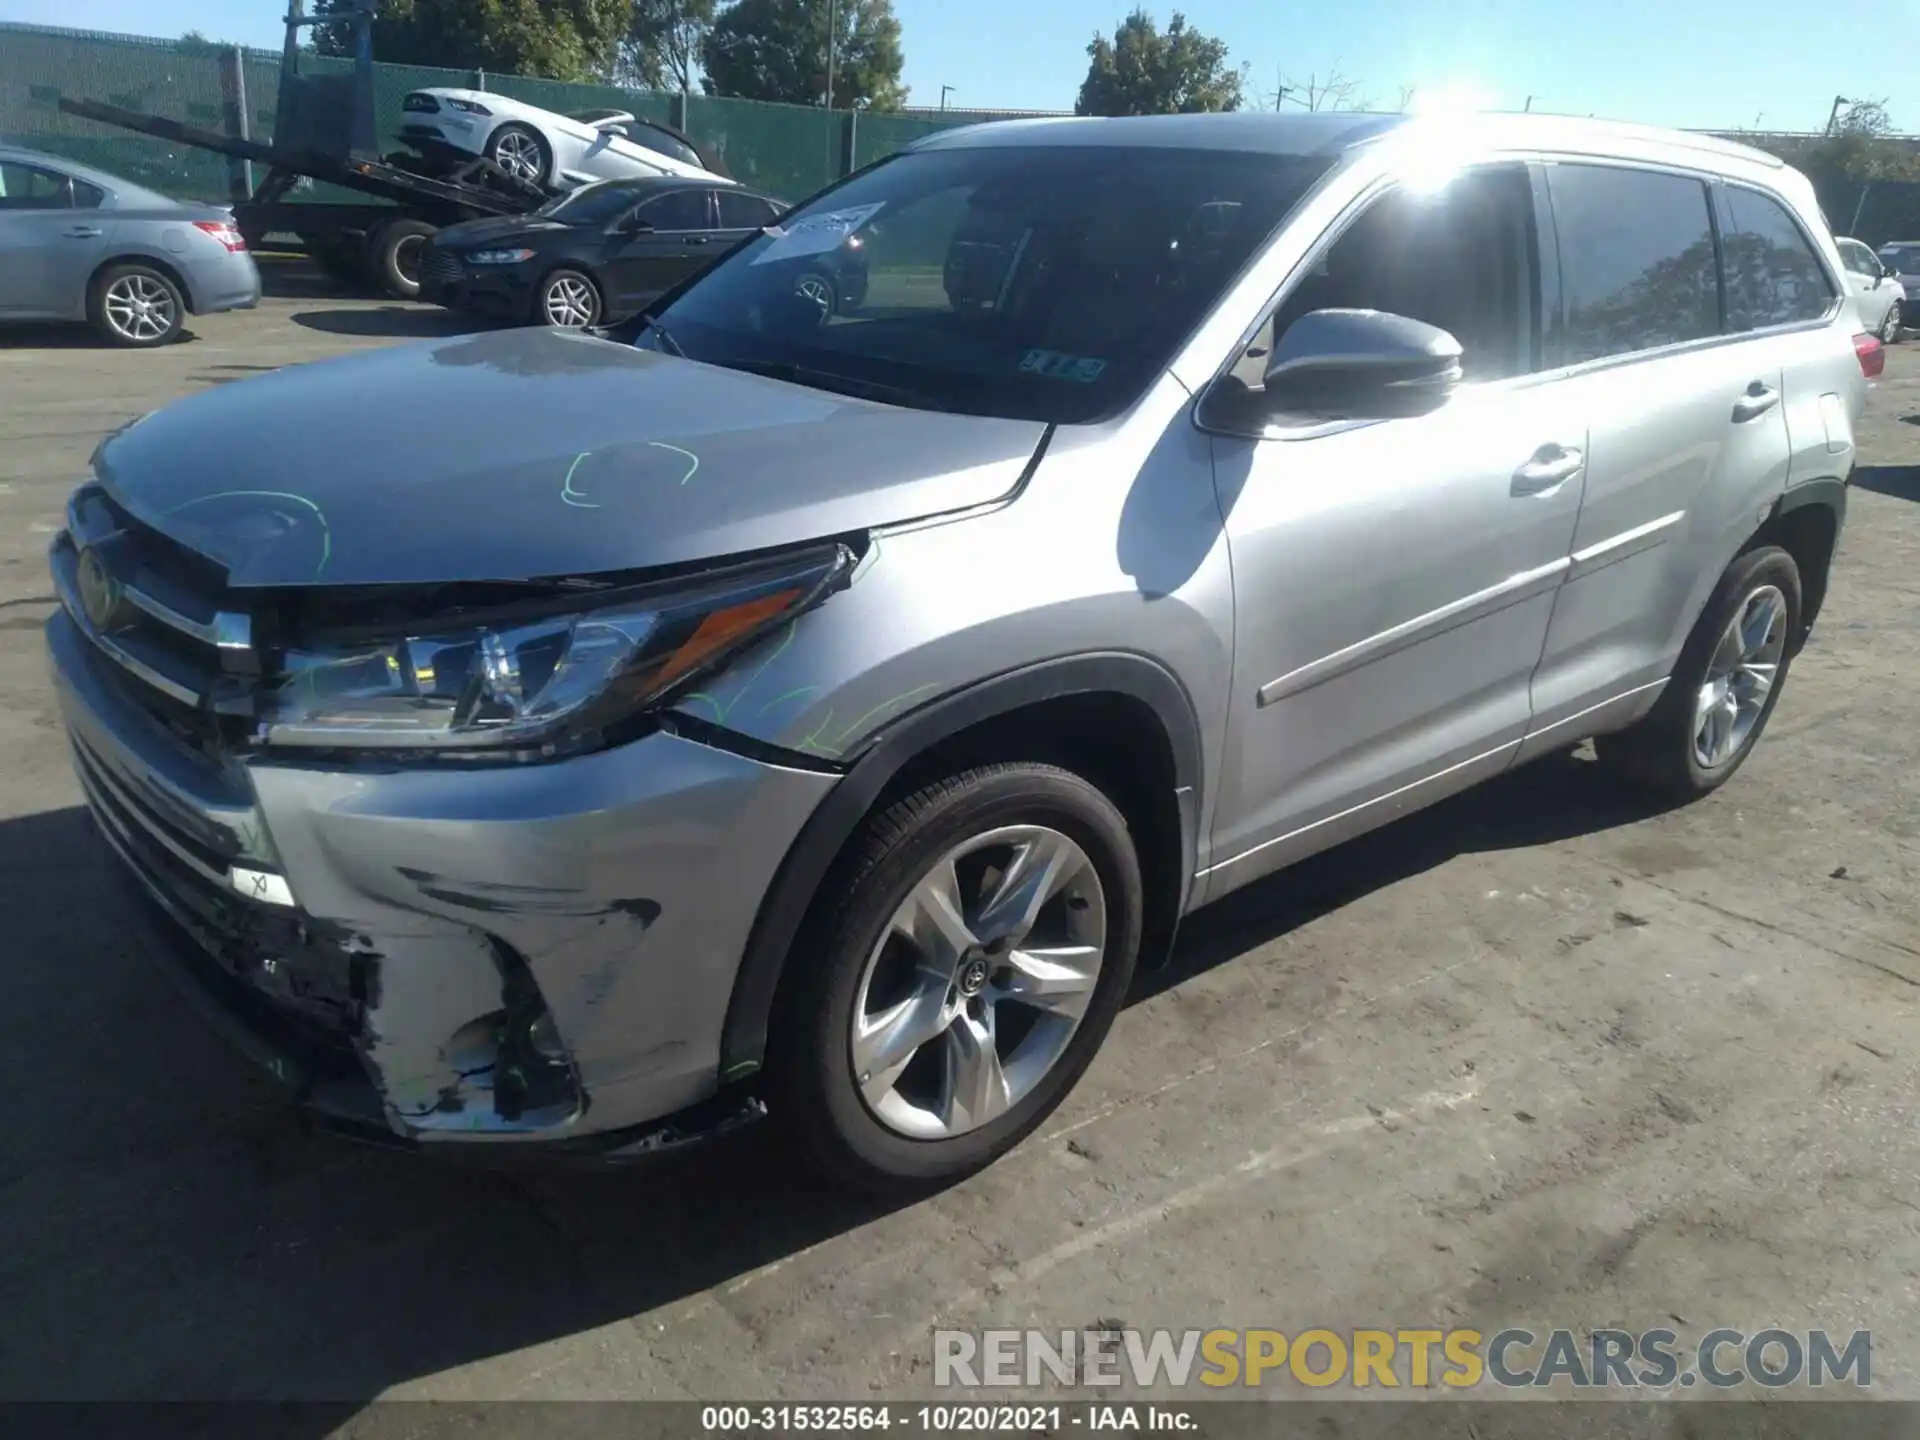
(0, 745), (1665, 1409)
(1852, 463), (1920, 502)
(289, 305), (507, 339)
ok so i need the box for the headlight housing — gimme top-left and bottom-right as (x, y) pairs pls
(467, 247), (536, 265)
(447, 98), (493, 115)
(258, 544), (852, 755)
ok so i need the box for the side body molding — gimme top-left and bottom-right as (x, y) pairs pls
(715, 652), (1205, 1080)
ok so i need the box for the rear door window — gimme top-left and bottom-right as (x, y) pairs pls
(1545, 164), (1719, 366)
(716, 191), (781, 230)
(0, 162), (75, 209)
(1718, 186), (1837, 331)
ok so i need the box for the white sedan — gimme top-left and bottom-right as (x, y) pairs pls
(400, 89), (731, 191)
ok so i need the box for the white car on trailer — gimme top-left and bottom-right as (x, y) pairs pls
(400, 89), (732, 191)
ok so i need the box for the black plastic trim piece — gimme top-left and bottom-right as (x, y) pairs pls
(716, 651), (1204, 1078)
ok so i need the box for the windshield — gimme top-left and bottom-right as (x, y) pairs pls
(1881, 245), (1920, 271)
(535, 182), (646, 225)
(641, 145), (1333, 423)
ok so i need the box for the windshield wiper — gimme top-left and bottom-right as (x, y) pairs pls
(632, 313), (685, 357)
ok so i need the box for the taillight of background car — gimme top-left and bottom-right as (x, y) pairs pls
(192, 220), (248, 253)
(1854, 331), (1886, 378)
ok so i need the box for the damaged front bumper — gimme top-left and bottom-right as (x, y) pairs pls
(47, 608), (837, 1156)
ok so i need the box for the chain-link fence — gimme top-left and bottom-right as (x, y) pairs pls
(0, 20), (1053, 210)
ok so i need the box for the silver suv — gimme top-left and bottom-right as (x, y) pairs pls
(47, 112), (1870, 1188)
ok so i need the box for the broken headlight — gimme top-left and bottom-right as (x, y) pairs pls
(258, 544), (851, 753)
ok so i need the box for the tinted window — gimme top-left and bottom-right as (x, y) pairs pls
(648, 146), (1333, 423)
(1720, 187), (1836, 330)
(1547, 165), (1717, 365)
(69, 178), (105, 209)
(639, 188), (713, 231)
(0, 162), (73, 210)
(717, 191), (781, 229)
(621, 123), (702, 168)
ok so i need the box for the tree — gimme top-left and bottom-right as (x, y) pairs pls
(1075, 9), (1242, 118)
(701, 0), (906, 110)
(620, 0), (716, 92)
(314, 0), (630, 82)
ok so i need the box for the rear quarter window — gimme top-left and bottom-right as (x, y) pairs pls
(1718, 186), (1837, 330)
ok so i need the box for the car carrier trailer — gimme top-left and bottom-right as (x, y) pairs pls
(55, 0), (550, 300)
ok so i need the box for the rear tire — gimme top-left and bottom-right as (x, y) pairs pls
(1882, 299), (1904, 344)
(89, 263), (185, 347)
(1595, 546), (1801, 800)
(365, 218), (437, 301)
(772, 763), (1143, 1193)
(485, 122), (551, 187)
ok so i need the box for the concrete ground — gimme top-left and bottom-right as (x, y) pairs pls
(1, 269), (1917, 1423)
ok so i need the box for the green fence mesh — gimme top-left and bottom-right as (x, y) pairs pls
(0, 20), (1042, 215)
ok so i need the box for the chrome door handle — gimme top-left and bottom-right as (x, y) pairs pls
(63, 226), (102, 239)
(1512, 445), (1584, 496)
(1732, 382), (1780, 423)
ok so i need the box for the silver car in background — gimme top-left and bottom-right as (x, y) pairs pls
(46, 112), (1870, 1190)
(0, 146), (260, 346)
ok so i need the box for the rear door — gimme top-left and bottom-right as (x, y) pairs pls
(0, 162), (110, 316)
(601, 187), (717, 310)
(1526, 163), (1795, 741)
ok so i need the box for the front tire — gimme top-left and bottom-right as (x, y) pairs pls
(486, 122), (551, 187)
(535, 268), (602, 328)
(89, 263), (185, 347)
(774, 763), (1143, 1192)
(1883, 299), (1904, 344)
(1595, 546), (1801, 800)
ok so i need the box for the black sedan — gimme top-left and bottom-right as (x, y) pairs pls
(419, 177), (868, 329)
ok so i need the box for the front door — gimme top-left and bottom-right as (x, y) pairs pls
(0, 161), (109, 316)
(602, 187), (716, 311)
(1203, 165), (1586, 897)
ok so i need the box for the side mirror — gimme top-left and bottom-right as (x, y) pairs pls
(1262, 308), (1463, 418)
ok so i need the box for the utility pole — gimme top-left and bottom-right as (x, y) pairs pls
(825, 0), (839, 108)
(1826, 94), (1851, 136)
(1523, 95), (1535, 112)
(940, 84), (955, 111)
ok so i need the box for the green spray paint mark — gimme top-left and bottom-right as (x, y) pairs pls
(795, 683), (942, 758)
(562, 442), (699, 510)
(680, 620), (801, 724)
(560, 451), (597, 509)
(161, 489), (332, 580)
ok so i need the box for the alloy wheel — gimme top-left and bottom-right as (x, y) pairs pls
(103, 273), (176, 343)
(850, 825), (1107, 1140)
(1884, 301), (1903, 343)
(1693, 584), (1787, 769)
(795, 273), (834, 320)
(493, 130), (544, 183)
(542, 275), (598, 327)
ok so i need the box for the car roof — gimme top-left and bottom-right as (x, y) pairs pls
(0, 143), (182, 206)
(910, 110), (1789, 175)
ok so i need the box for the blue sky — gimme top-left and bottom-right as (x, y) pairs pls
(0, 0), (1886, 132)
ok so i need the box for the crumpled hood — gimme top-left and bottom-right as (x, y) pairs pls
(94, 328), (1047, 588)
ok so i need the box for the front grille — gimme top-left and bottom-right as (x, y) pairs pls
(52, 484), (252, 754)
(419, 247), (464, 284)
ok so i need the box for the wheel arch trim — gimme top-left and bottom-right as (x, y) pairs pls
(716, 651), (1203, 1079)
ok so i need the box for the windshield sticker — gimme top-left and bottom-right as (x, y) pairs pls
(1019, 350), (1108, 383)
(750, 203), (886, 266)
